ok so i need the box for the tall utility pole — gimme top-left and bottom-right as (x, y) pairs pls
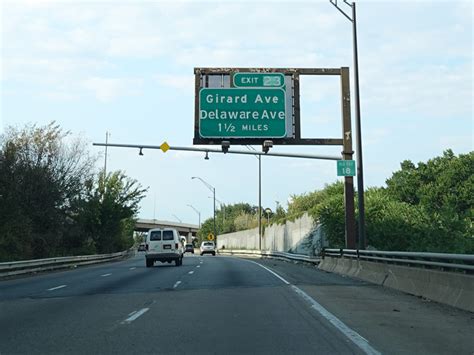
(104, 131), (110, 177)
(330, 0), (366, 249)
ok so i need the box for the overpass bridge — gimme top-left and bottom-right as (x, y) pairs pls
(134, 219), (200, 240)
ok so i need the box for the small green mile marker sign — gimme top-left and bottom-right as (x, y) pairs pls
(337, 160), (356, 176)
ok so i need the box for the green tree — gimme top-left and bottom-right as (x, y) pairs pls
(363, 188), (433, 251)
(0, 123), (96, 261)
(75, 171), (147, 254)
(312, 182), (345, 248)
(386, 150), (473, 252)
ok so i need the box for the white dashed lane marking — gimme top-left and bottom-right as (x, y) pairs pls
(47, 285), (67, 291)
(122, 308), (149, 324)
(188, 271), (194, 275)
(173, 281), (182, 288)
(101, 273), (112, 277)
(129, 267), (136, 270)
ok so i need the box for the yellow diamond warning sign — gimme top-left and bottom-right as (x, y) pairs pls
(160, 142), (170, 153)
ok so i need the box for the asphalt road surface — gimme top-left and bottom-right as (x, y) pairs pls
(1, 253), (473, 354)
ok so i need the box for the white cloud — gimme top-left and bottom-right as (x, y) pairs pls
(156, 74), (194, 92)
(82, 77), (143, 102)
(3, 57), (109, 81)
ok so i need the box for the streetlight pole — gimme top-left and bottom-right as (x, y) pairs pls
(211, 197), (226, 226)
(191, 177), (217, 246)
(330, 0), (366, 249)
(187, 204), (201, 228)
(246, 145), (262, 250)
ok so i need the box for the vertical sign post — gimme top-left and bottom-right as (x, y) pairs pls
(340, 68), (356, 249)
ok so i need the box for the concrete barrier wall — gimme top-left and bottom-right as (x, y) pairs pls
(319, 257), (474, 313)
(217, 213), (321, 255)
(217, 227), (260, 250)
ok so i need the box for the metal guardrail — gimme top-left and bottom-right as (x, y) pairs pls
(0, 250), (133, 277)
(322, 249), (474, 273)
(219, 248), (474, 273)
(219, 249), (320, 264)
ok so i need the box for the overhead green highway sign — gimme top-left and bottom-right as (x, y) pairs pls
(233, 72), (285, 88)
(337, 160), (356, 176)
(199, 88), (286, 138)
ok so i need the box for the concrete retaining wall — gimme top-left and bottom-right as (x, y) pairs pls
(319, 257), (474, 313)
(217, 213), (323, 255)
(217, 227), (260, 250)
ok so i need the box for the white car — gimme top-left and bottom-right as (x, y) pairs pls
(145, 228), (184, 267)
(200, 241), (216, 256)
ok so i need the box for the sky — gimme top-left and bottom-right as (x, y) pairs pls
(1, 0), (473, 226)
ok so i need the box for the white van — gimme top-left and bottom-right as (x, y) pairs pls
(145, 228), (184, 267)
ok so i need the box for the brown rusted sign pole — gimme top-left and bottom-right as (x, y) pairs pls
(340, 67), (356, 249)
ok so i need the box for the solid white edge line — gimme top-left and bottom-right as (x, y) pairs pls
(250, 261), (290, 285)
(249, 260), (380, 355)
(47, 285), (67, 291)
(122, 308), (149, 324)
(101, 273), (112, 277)
(291, 285), (381, 355)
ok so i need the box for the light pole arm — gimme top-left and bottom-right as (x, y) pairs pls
(187, 204), (201, 229)
(191, 176), (215, 193)
(187, 204), (200, 215)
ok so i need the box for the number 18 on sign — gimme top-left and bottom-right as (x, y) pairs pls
(337, 160), (356, 177)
